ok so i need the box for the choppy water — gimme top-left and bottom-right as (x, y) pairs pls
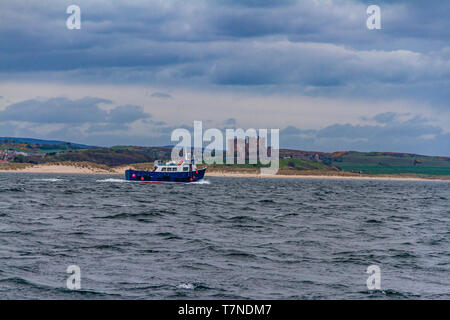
(0, 172), (449, 299)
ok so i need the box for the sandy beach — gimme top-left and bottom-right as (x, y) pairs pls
(205, 171), (450, 181)
(1, 163), (449, 181)
(0, 164), (126, 175)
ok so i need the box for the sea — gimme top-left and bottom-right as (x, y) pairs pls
(0, 172), (449, 299)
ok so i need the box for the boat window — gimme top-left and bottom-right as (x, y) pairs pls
(162, 167), (167, 171)
(183, 167), (188, 171)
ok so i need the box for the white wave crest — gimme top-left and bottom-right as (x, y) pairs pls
(33, 178), (64, 182)
(177, 283), (195, 290)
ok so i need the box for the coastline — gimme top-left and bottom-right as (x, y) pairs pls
(1, 163), (449, 181)
(0, 164), (125, 175)
(206, 171), (450, 181)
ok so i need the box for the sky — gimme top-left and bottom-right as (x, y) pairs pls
(0, 0), (449, 155)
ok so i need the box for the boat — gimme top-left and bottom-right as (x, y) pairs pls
(125, 155), (206, 183)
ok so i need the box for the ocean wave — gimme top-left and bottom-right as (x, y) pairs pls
(360, 288), (420, 299)
(0, 277), (120, 298)
(32, 178), (64, 182)
(0, 187), (24, 192)
(1, 174), (448, 299)
(95, 209), (170, 220)
(177, 283), (195, 290)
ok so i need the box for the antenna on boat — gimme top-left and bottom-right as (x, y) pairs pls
(183, 146), (189, 160)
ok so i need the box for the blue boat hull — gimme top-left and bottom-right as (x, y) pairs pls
(125, 168), (206, 183)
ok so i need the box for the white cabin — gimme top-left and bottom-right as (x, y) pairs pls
(153, 157), (198, 173)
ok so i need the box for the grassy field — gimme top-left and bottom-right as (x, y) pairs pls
(279, 158), (336, 171)
(330, 152), (450, 175)
(336, 165), (450, 175)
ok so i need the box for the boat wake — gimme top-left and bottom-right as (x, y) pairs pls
(95, 178), (129, 183)
(192, 179), (210, 185)
(95, 178), (209, 184)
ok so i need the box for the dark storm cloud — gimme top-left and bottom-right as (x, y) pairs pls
(372, 112), (397, 124)
(106, 105), (150, 123)
(0, 97), (111, 123)
(1, 0), (449, 90)
(1, 0), (449, 154)
(0, 96), (173, 147)
(0, 97), (150, 124)
(280, 112), (450, 156)
(281, 126), (314, 135)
